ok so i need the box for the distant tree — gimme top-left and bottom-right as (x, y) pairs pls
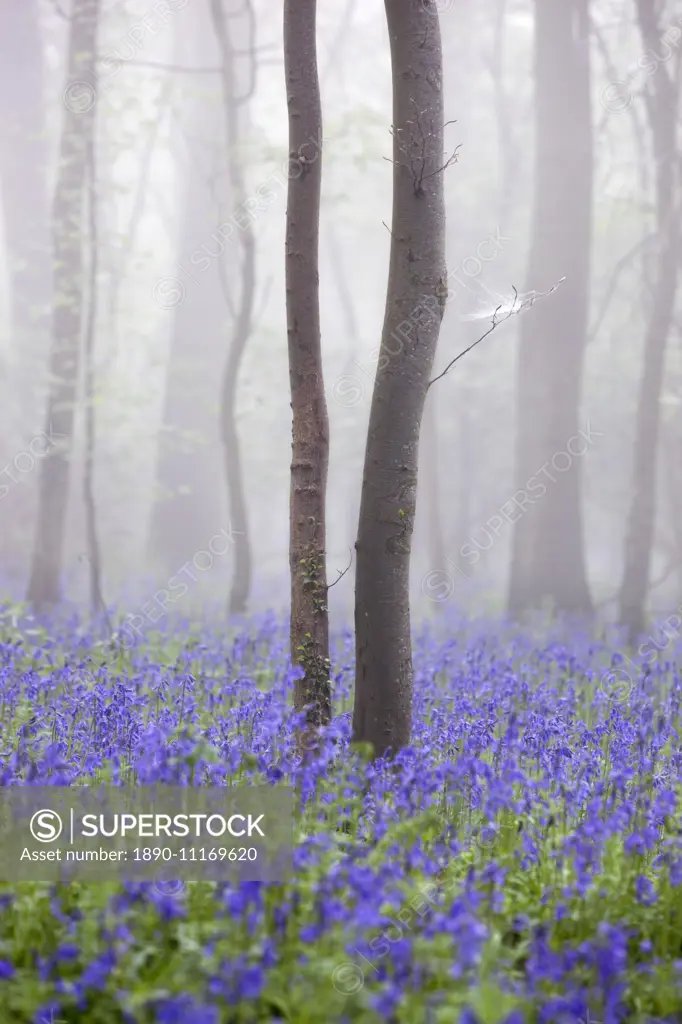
(486, 0), (521, 227)
(82, 102), (105, 619)
(211, 0), (256, 616)
(352, 0), (447, 758)
(618, 0), (681, 639)
(27, 0), (100, 612)
(148, 9), (227, 580)
(0, 0), (50, 423)
(284, 0), (331, 736)
(508, 0), (594, 617)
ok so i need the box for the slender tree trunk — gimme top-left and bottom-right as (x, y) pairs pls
(353, 0), (447, 758)
(211, 0), (255, 617)
(27, 0), (100, 612)
(618, 0), (681, 639)
(148, 14), (226, 578)
(490, 0), (518, 228)
(508, 0), (593, 617)
(0, 0), (50, 428)
(284, 0), (331, 730)
(83, 134), (106, 619)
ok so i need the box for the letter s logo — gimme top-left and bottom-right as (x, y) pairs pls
(30, 809), (63, 843)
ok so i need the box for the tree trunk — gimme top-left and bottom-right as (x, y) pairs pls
(618, 0), (681, 639)
(82, 133), (106, 620)
(0, 0), (50, 428)
(490, 0), (519, 228)
(211, 0), (255, 617)
(284, 0), (331, 730)
(148, 11), (227, 580)
(353, 0), (447, 758)
(507, 0), (593, 618)
(26, 0), (100, 612)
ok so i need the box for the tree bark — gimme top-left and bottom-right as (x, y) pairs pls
(27, 0), (100, 612)
(507, 0), (593, 617)
(211, 0), (256, 618)
(284, 0), (331, 729)
(352, 0), (447, 758)
(618, 0), (681, 639)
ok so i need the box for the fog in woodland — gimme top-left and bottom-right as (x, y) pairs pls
(0, 0), (680, 649)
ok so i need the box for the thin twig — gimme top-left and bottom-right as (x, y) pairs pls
(429, 278), (566, 388)
(327, 550), (353, 590)
(428, 304), (511, 388)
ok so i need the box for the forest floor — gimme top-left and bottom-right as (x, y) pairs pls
(0, 609), (680, 1023)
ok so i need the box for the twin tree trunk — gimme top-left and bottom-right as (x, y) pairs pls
(27, 0), (100, 612)
(284, 0), (331, 730)
(618, 0), (681, 639)
(352, 0), (447, 758)
(508, 0), (593, 618)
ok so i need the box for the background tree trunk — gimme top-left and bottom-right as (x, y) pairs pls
(27, 0), (100, 612)
(211, 0), (256, 617)
(148, 10), (227, 580)
(352, 0), (446, 758)
(82, 133), (106, 620)
(0, 0), (50, 583)
(508, 0), (593, 618)
(0, 0), (50, 428)
(618, 0), (681, 639)
(284, 0), (331, 730)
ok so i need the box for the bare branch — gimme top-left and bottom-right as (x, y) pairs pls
(420, 143), (461, 184)
(428, 278), (566, 388)
(327, 550), (353, 590)
(428, 302), (513, 389)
